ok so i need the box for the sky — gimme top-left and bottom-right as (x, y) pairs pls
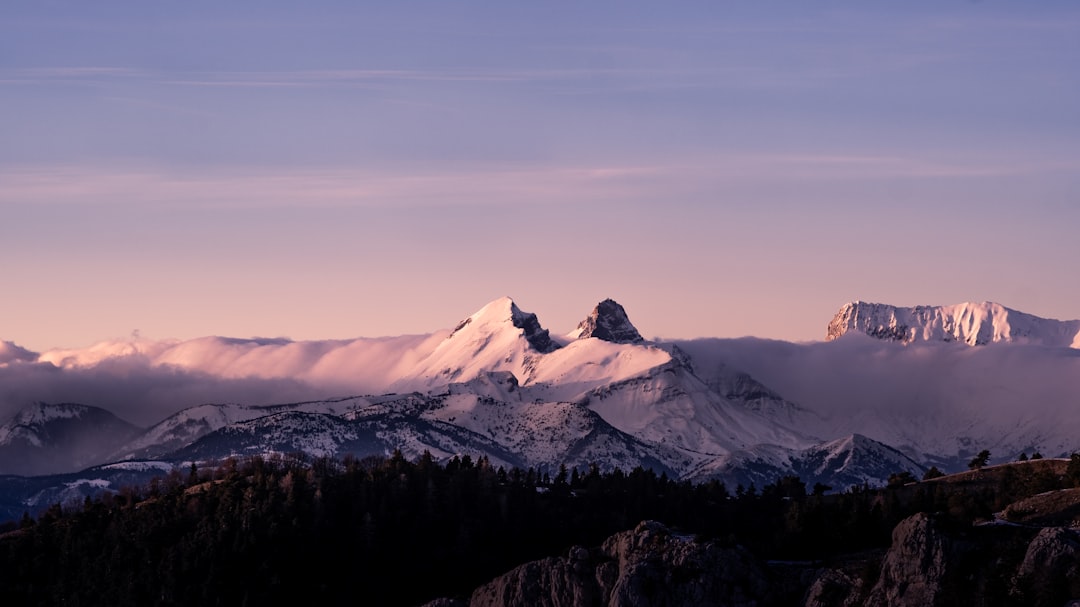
(3, 1), (1079, 352)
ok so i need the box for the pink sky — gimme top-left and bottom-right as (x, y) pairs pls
(3, 2), (1079, 351)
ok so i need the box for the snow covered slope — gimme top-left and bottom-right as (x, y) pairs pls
(166, 412), (384, 462)
(111, 397), (376, 460)
(827, 301), (1080, 347)
(425, 376), (681, 474)
(390, 297), (558, 391)
(580, 354), (813, 462)
(688, 434), (925, 491)
(0, 403), (141, 475)
(113, 403), (270, 460)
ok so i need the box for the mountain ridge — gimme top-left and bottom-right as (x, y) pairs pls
(827, 300), (1080, 347)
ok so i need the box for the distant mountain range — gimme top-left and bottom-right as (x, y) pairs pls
(827, 300), (1080, 347)
(1, 297), (1078, 519)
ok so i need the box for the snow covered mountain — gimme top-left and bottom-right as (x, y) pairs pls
(390, 297), (679, 406)
(0, 403), (141, 476)
(3, 295), (1080, 519)
(0, 297), (814, 486)
(827, 301), (1080, 347)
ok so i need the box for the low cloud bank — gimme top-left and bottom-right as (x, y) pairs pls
(0, 358), (341, 427)
(677, 335), (1080, 457)
(0, 332), (448, 426)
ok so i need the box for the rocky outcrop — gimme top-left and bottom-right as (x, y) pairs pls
(573, 299), (644, 344)
(510, 303), (560, 353)
(468, 551), (602, 607)
(864, 513), (952, 606)
(469, 520), (772, 606)
(843, 511), (1080, 607)
(435, 512), (1080, 607)
(800, 569), (863, 607)
(1011, 527), (1080, 606)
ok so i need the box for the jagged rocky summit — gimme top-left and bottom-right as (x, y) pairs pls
(826, 300), (1080, 347)
(570, 298), (644, 344)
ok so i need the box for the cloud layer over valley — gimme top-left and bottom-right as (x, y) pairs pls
(4, 319), (1080, 465)
(679, 335), (1080, 460)
(0, 334), (447, 425)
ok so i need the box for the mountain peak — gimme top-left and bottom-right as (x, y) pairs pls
(827, 301), (1080, 347)
(449, 297), (559, 354)
(571, 298), (644, 344)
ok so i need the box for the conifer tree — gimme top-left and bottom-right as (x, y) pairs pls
(968, 450), (991, 470)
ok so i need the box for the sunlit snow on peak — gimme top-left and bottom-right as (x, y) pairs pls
(827, 301), (1080, 347)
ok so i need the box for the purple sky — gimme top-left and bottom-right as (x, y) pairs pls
(3, 1), (1079, 352)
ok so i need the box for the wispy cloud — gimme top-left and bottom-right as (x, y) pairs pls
(728, 153), (1076, 180)
(928, 16), (1080, 33)
(101, 96), (220, 118)
(0, 64), (855, 94)
(2, 66), (666, 87)
(0, 163), (668, 209)
(3, 149), (1072, 210)
(0, 66), (147, 85)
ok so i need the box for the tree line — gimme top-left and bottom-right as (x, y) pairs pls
(3, 450), (1080, 606)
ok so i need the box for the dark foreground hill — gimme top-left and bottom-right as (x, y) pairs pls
(3, 454), (1080, 606)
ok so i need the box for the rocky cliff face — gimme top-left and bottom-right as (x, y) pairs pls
(863, 513), (953, 606)
(816, 511), (1080, 607)
(1011, 527), (1080, 606)
(468, 520), (773, 607)
(437, 512), (1080, 607)
(800, 569), (864, 607)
